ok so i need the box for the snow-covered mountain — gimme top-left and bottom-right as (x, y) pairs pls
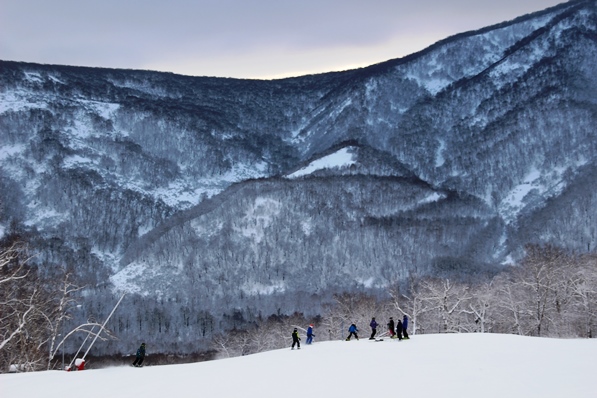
(1, 0), (596, 353)
(3, 334), (597, 398)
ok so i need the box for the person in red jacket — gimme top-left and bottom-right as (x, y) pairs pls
(388, 317), (396, 338)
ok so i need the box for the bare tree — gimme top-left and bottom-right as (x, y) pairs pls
(43, 272), (86, 369)
(418, 278), (472, 333)
(388, 275), (432, 336)
(569, 254), (597, 338)
(0, 241), (109, 372)
(0, 241), (48, 371)
(463, 281), (496, 333)
(514, 245), (566, 336)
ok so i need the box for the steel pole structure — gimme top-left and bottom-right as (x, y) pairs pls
(82, 293), (126, 361)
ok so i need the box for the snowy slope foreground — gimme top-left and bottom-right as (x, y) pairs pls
(2, 334), (596, 398)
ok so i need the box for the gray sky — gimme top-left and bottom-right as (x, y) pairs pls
(0, 0), (566, 79)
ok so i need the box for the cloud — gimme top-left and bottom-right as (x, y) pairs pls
(0, 0), (565, 79)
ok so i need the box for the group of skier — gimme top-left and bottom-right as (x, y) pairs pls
(291, 315), (410, 349)
(133, 317), (407, 361)
(344, 315), (409, 342)
(291, 324), (315, 350)
(375, 315), (409, 340)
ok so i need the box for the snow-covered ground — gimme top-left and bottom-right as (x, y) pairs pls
(3, 333), (596, 398)
(286, 147), (356, 178)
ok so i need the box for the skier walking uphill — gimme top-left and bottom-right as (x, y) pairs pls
(291, 328), (301, 350)
(388, 317), (396, 338)
(395, 319), (403, 340)
(306, 324), (315, 344)
(402, 315), (410, 339)
(369, 317), (378, 340)
(132, 343), (146, 367)
(346, 323), (359, 341)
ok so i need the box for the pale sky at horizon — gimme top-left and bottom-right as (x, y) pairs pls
(0, 0), (567, 80)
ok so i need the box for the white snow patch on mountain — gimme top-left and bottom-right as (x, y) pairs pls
(221, 161), (267, 182)
(241, 281), (286, 296)
(0, 144), (27, 160)
(63, 155), (98, 169)
(0, 90), (48, 114)
(23, 207), (68, 228)
(287, 147), (356, 178)
(301, 220), (313, 236)
(90, 249), (121, 273)
(332, 98), (352, 118)
(498, 160), (584, 224)
(499, 166), (542, 223)
(48, 75), (65, 84)
(419, 192), (445, 205)
(109, 260), (174, 296)
(402, 10), (562, 96)
(356, 276), (376, 288)
(435, 139), (446, 167)
(404, 71), (451, 96)
(76, 100), (120, 120)
(237, 198), (282, 244)
(24, 72), (43, 83)
(109, 262), (147, 294)
(3, 334), (596, 398)
(151, 179), (221, 208)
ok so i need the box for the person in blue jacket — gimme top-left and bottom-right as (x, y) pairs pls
(306, 324), (315, 344)
(402, 315), (410, 339)
(369, 317), (378, 340)
(346, 323), (359, 341)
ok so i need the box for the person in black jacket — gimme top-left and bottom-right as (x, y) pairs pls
(395, 319), (403, 340)
(132, 343), (146, 367)
(291, 328), (301, 350)
(388, 317), (396, 338)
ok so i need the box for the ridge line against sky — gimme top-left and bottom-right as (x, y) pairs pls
(0, 0), (567, 80)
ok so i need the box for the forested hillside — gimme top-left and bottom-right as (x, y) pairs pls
(0, 0), (596, 361)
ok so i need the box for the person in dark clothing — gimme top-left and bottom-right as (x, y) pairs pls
(369, 317), (378, 340)
(346, 323), (359, 341)
(395, 319), (403, 340)
(402, 315), (410, 339)
(306, 324), (315, 344)
(132, 343), (146, 367)
(291, 328), (301, 350)
(388, 317), (396, 338)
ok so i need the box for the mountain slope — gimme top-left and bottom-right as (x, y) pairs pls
(1, 0), (596, 354)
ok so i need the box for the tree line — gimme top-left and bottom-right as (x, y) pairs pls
(2, 234), (596, 372)
(0, 236), (109, 373)
(211, 244), (597, 358)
